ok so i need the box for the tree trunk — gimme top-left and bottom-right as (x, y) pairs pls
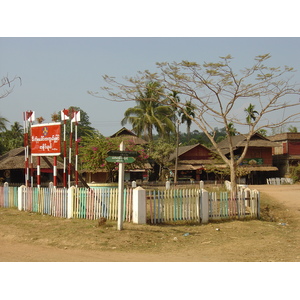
(229, 162), (238, 199)
(187, 125), (191, 140)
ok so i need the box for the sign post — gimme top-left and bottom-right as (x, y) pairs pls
(106, 146), (137, 231)
(117, 141), (125, 231)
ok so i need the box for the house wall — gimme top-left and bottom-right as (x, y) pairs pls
(288, 141), (300, 155)
(238, 147), (273, 165)
(180, 146), (211, 160)
(86, 172), (108, 183)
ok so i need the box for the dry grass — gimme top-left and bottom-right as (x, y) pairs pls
(1, 189), (300, 261)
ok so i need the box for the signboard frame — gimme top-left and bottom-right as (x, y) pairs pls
(31, 122), (61, 156)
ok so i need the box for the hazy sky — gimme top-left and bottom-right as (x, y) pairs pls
(1, 1), (300, 136)
(1, 37), (300, 136)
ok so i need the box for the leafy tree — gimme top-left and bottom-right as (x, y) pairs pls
(79, 132), (149, 182)
(288, 125), (298, 133)
(227, 122), (237, 136)
(147, 139), (175, 181)
(94, 54), (300, 195)
(0, 115), (8, 132)
(290, 165), (300, 182)
(257, 129), (268, 137)
(121, 82), (175, 141)
(57, 106), (96, 137)
(0, 121), (23, 154)
(36, 116), (45, 124)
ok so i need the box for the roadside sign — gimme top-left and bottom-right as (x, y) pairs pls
(106, 156), (135, 163)
(107, 150), (139, 157)
(31, 122), (61, 156)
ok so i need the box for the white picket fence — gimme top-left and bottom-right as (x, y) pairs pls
(266, 178), (293, 185)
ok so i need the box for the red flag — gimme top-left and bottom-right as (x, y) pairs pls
(61, 109), (70, 120)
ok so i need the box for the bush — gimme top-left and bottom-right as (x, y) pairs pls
(290, 165), (300, 183)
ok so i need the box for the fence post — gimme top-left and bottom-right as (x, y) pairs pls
(200, 189), (209, 224)
(166, 180), (171, 190)
(254, 189), (260, 219)
(132, 186), (146, 224)
(18, 185), (25, 211)
(67, 186), (75, 219)
(200, 180), (204, 189)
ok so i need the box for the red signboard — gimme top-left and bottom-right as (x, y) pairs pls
(31, 123), (61, 156)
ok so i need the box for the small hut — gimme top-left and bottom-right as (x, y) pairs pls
(0, 147), (64, 185)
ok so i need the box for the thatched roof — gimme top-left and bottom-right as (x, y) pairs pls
(216, 133), (279, 155)
(109, 127), (148, 145)
(0, 147), (64, 170)
(268, 132), (300, 141)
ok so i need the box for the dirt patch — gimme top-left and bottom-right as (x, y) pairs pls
(1, 184), (300, 262)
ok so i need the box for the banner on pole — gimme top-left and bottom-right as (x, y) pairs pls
(24, 110), (35, 122)
(71, 111), (80, 123)
(31, 123), (61, 156)
(61, 109), (70, 120)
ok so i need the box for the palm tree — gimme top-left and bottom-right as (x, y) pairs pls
(0, 121), (23, 154)
(245, 104), (259, 124)
(227, 122), (237, 136)
(180, 100), (196, 139)
(0, 115), (8, 132)
(122, 82), (175, 141)
(288, 126), (298, 133)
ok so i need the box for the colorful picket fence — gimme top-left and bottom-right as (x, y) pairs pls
(208, 188), (260, 220)
(147, 188), (201, 224)
(0, 184), (18, 208)
(146, 188), (260, 224)
(72, 187), (133, 221)
(18, 186), (68, 217)
(1, 184), (259, 224)
(0, 185), (133, 221)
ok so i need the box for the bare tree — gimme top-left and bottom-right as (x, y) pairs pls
(0, 75), (21, 99)
(89, 54), (300, 195)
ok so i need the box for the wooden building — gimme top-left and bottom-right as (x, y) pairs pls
(268, 132), (300, 177)
(169, 143), (217, 182)
(216, 133), (279, 184)
(0, 147), (64, 185)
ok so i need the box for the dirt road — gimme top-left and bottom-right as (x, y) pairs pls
(1, 184), (300, 262)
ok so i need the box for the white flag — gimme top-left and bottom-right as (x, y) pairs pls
(61, 109), (70, 120)
(25, 111), (35, 122)
(71, 111), (80, 123)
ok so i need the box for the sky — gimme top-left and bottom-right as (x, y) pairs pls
(2, 37), (300, 136)
(1, 1), (299, 138)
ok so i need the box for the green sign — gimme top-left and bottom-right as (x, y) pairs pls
(107, 150), (139, 157)
(241, 158), (263, 165)
(105, 156), (136, 163)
